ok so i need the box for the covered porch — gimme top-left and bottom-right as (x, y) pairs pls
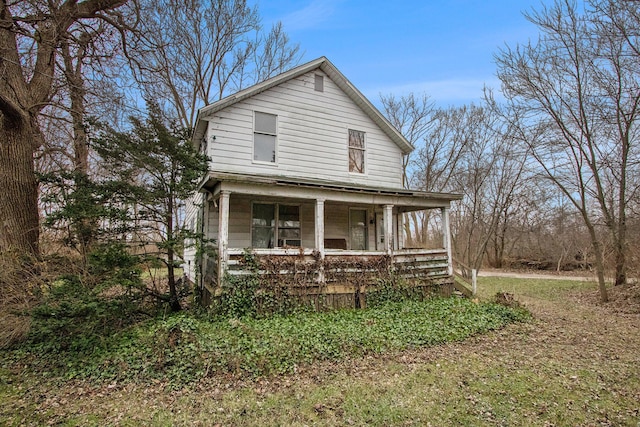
(198, 172), (463, 307)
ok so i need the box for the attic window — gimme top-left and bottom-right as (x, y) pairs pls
(314, 74), (324, 92)
(348, 129), (365, 173)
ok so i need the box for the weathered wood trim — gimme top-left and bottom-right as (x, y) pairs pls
(218, 191), (230, 282)
(315, 199), (325, 257)
(204, 178), (458, 209)
(227, 248), (448, 257)
(383, 204), (393, 254)
(441, 207), (453, 276)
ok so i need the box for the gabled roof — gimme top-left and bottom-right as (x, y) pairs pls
(193, 57), (414, 154)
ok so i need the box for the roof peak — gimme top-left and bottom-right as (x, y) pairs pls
(193, 57), (413, 154)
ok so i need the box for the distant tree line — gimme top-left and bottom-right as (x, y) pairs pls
(383, 0), (640, 302)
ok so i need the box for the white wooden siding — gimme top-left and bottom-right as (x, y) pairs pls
(205, 70), (404, 189)
(324, 203), (349, 242)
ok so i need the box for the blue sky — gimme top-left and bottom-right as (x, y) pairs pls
(254, 0), (548, 107)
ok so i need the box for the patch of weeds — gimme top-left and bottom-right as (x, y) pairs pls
(5, 296), (529, 388)
(367, 276), (426, 306)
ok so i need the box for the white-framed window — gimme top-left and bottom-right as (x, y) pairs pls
(348, 129), (365, 173)
(254, 111), (277, 163)
(251, 203), (301, 248)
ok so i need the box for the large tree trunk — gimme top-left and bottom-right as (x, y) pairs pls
(0, 115), (40, 256)
(613, 241), (627, 287)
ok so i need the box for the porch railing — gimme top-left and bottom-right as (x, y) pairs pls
(225, 248), (452, 284)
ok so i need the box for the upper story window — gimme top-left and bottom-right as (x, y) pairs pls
(348, 129), (365, 173)
(254, 112), (277, 163)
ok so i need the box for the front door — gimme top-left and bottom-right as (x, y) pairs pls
(349, 209), (368, 250)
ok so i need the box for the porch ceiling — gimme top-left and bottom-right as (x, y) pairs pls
(199, 171), (462, 209)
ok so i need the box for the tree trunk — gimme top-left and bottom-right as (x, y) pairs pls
(166, 197), (181, 311)
(64, 39), (96, 259)
(0, 115), (40, 257)
(586, 224), (609, 303)
(167, 246), (181, 312)
(613, 244), (627, 287)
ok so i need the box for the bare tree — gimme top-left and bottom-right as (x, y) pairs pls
(130, 0), (301, 128)
(446, 105), (531, 275)
(383, 97), (532, 273)
(380, 93), (434, 188)
(495, 0), (640, 302)
(0, 0), (132, 258)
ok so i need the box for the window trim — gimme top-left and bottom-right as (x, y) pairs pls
(251, 202), (301, 248)
(253, 111), (278, 165)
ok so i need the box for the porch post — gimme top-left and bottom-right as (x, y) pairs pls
(315, 199), (325, 258)
(397, 212), (405, 250)
(218, 191), (230, 287)
(315, 198), (326, 285)
(383, 204), (394, 255)
(441, 207), (453, 276)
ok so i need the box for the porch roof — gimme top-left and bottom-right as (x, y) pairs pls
(199, 171), (462, 210)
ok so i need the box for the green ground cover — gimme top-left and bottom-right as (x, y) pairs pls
(1, 277), (638, 426)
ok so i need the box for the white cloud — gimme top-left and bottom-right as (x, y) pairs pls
(280, 0), (338, 32)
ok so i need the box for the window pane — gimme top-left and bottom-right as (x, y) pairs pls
(252, 204), (275, 227)
(252, 227), (274, 248)
(279, 228), (300, 239)
(255, 112), (277, 134)
(254, 134), (276, 162)
(348, 129), (365, 149)
(252, 204), (275, 248)
(348, 130), (365, 173)
(349, 148), (364, 173)
(278, 205), (300, 228)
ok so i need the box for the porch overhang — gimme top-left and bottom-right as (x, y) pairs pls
(198, 171), (462, 210)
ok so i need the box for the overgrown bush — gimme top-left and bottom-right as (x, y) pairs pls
(211, 251), (304, 318)
(367, 275), (430, 306)
(28, 276), (137, 354)
(212, 272), (303, 318)
(26, 243), (146, 354)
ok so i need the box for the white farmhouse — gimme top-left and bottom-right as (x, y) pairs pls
(184, 57), (464, 307)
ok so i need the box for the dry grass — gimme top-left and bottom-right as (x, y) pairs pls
(1, 277), (639, 426)
(0, 251), (41, 348)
